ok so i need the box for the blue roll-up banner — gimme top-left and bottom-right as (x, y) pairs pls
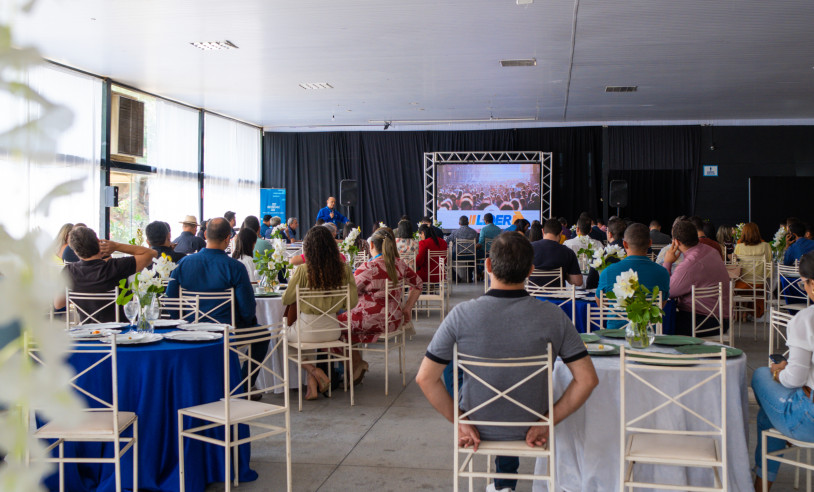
(260, 188), (286, 221)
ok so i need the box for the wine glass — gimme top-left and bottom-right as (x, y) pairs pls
(124, 299), (139, 334)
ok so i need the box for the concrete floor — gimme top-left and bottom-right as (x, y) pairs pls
(205, 283), (803, 492)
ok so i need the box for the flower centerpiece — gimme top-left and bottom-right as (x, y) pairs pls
(340, 226), (361, 261)
(570, 224), (578, 236)
(605, 269), (664, 348)
(770, 226), (787, 261)
(378, 221), (387, 229)
(254, 239), (292, 292)
(116, 253), (177, 333)
(590, 244), (627, 272)
(575, 235), (595, 273)
(732, 222), (746, 243)
(267, 224), (286, 240)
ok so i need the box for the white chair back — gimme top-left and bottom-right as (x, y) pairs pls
(529, 285), (576, 321)
(590, 291), (663, 334)
(768, 308), (794, 359)
(777, 264), (810, 312)
(691, 282), (731, 345)
(158, 295), (199, 321)
(65, 288), (120, 328)
(227, 322), (288, 401)
(526, 268), (563, 289)
(180, 287), (236, 326)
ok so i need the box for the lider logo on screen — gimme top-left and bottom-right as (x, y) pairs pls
(468, 211), (524, 226)
(437, 207), (538, 230)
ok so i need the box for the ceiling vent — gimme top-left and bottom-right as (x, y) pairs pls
(500, 59), (537, 67)
(605, 86), (638, 93)
(298, 82), (334, 90)
(190, 40), (239, 51)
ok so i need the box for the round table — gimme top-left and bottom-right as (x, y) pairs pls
(532, 339), (751, 491)
(536, 295), (677, 335)
(43, 329), (257, 492)
(254, 295), (308, 394)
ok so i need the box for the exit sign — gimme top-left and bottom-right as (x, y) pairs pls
(703, 165), (718, 177)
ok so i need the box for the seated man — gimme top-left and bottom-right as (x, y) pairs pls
(531, 219), (583, 287)
(259, 214), (272, 238)
(478, 213), (501, 254)
(596, 223), (670, 327)
(416, 233), (598, 492)
(649, 219), (672, 245)
(173, 215), (206, 254)
(563, 216), (604, 256)
(55, 226), (156, 322)
(664, 220), (731, 336)
(146, 221), (186, 263)
(585, 218), (627, 289)
(589, 217), (607, 242)
(448, 216), (479, 281)
(166, 218), (267, 395)
(689, 216), (725, 261)
(784, 221), (814, 266)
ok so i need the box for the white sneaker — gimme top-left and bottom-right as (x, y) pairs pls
(485, 483), (512, 492)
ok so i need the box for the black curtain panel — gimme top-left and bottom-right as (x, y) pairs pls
(606, 126), (702, 229)
(263, 127), (604, 235)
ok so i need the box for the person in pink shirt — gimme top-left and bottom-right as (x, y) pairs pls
(663, 220), (731, 337)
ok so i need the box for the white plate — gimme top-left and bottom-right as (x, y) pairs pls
(71, 322), (128, 331)
(104, 333), (164, 345)
(164, 331), (223, 342)
(586, 343), (614, 353)
(150, 319), (189, 327)
(70, 328), (122, 338)
(179, 323), (230, 332)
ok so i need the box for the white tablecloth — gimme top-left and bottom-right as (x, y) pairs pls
(533, 341), (751, 492)
(254, 296), (300, 393)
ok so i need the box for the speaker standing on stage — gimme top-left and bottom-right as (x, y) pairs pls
(316, 196), (348, 230)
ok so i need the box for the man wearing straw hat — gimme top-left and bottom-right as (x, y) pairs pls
(173, 215), (206, 254)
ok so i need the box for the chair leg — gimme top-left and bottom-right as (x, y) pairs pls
(224, 430), (231, 492)
(114, 435), (122, 492)
(233, 424), (239, 487)
(133, 419), (139, 492)
(285, 407), (293, 492)
(762, 432), (769, 492)
(59, 441), (65, 492)
(178, 414), (186, 492)
(385, 338), (389, 396)
(297, 358), (303, 412)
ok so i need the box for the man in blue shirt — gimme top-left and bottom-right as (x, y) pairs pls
(166, 218), (266, 393)
(478, 213), (502, 254)
(259, 215), (272, 238)
(784, 222), (814, 266)
(316, 196), (348, 231)
(596, 223), (670, 314)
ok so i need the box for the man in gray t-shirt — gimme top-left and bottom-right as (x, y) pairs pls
(417, 233), (598, 492)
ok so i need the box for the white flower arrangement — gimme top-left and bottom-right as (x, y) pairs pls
(340, 227), (362, 260)
(255, 239), (291, 281)
(732, 222), (745, 243)
(605, 269), (664, 348)
(378, 221), (387, 229)
(570, 224), (578, 235)
(117, 253), (177, 307)
(771, 226), (787, 255)
(576, 235), (595, 258)
(590, 244), (627, 271)
(267, 224), (287, 240)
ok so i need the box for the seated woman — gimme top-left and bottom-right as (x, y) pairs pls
(337, 228), (422, 384)
(753, 251), (814, 490)
(395, 219), (418, 258)
(232, 228), (259, 282)
(282, 226), (358, 400)
(415, 224), (448, 283)
(734, 222), (772, 318)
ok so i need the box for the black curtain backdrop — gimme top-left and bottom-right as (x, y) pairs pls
(606, 126), (702, 229)
(263, 128), (603, 235)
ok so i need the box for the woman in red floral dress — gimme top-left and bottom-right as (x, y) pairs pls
(338, 228), (422, 383)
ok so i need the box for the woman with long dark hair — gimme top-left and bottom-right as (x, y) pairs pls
(337, 228), (422, 383)
(396, 219), (418, 257)
(232, 228), (259, 281)
(282, 226), (358, 400)
(415, 224), (448, 282)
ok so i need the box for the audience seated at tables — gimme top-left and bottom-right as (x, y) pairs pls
(259, 214), (272, 238)
(689, 216), (725, 261)
(448, 215), (478, 244)
(282, 217), (299, 243)
(232, 228), (259, 282)
(240, 215), (272, 256)
(53, 222), (73, 262)
(145, 220), (186, 263)
(395, 219), (418, 257)
(663, 220), (731, 336)
(563, 216), (604, 256)
(196, 219), (207, 240)
(478, 213), (501, 254)
(166, 218), (266, 395)
(513, 219), (531, 236)
(262, 216), (282, 239)
(55, 226), (157, 322)
(174, 215), (206, 254)
(733, 222), (771, 318)
(717, 224), (735, 258)
(531, 219), (583, 287)
(559, 217), (572, 240)
(752, 251), (814, 491)
(589, 215), (607, 242)
(526, 221), (543, 242)
(656, 215), (689, 266)
(416, 232), (598, 492)
(649, 219), (672, 245)
(585, 218), (627, 289)
(61, 221), (87, 263)
(282, 226), (359, 399)
(224, 210), (238, 237)
(503, 217), (520, 232)
(337, 228), (422, 383)
(416, 224), (448, 283)
(784, 221), (814, 266)
(420, 215), (444, 237)
(596, 223), (670, 324)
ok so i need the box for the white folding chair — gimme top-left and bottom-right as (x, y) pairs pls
(768, 308), (793, 360)
(354, 279), (407, 395)
(730, 256), (767, 340)
(178, 322), (291, 492)
(620, 347), (727, 491)
(777, 264), (810, 313)
(416, 251), (447, 320)
(452, 238), (477, 284)
(287, 286), (354, 411)
(65, 288), (120, 328)
(180, 287), (236, 326)
(352, 252), (369, 270)
(591, 291), (664, 334)
(453, 343), (555, 492)
(528, 285), (576, 321)
(526, 268), (563, 290)
(158, 295), (199, 321)
(401, 252), (417, 272)
(691, 282), (733, 346)
(762, 428), (814, 491)
(28, 336), (138, 492)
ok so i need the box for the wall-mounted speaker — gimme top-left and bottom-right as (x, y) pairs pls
(340, 179), (357, 207)
(609, 180), (628, 208)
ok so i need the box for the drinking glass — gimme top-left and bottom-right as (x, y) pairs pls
(124, 299), (139, 333)
(144, 298), (160, 334)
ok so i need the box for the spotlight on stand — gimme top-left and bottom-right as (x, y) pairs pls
(383, 121), (391, 130)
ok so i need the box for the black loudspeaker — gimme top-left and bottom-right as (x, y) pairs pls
(609, 180), (628, 208)
(340, 179), (358, 207)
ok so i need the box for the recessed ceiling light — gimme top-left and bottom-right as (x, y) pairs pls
(604, 86), (638, 93)
(190, 40), (239, 51)
(298, 82), (334, 90)
(410, 102), (419, 105)
(517, 0), (533, 4)
(500, 59), (536, 67)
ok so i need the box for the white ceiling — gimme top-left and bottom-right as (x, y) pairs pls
(15, 0), (814, 130)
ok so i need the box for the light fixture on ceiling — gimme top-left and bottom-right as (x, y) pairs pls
(370, 117), (536, 125)
(604, 85), (638, 93)
(190, 40), (239, 51)
(500, 58), (536, 67)
(517, 0), (533, 4)
(298, 82), (334, 90)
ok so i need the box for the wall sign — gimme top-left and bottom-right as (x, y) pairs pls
(260, 188), (286, 221)
(703, 165), (718, 177)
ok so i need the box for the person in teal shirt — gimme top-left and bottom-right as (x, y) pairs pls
(478, 213), (502, 253)
(596, 223), (670, 328)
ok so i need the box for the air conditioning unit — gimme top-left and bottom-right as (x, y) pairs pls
(111, 94), (145, 161)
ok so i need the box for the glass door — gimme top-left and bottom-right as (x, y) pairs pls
(110, 171), (151, 244)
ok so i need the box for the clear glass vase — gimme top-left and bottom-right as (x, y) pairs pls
(625, 321), (655, 349)
(259, 273), (278, 293)
(136, 292), (156, 334)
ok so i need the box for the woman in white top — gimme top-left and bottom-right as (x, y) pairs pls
(753, 251), (814, 490)
(232, 228), (259, 282)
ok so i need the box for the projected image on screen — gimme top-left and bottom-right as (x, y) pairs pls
(436, 163), (541, 230)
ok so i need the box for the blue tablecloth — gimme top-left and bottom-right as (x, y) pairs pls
(536, 296), (677, 335)
(42, 328), (257, 492)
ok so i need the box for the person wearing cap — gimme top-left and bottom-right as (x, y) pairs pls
(173, 215), (206, 254)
